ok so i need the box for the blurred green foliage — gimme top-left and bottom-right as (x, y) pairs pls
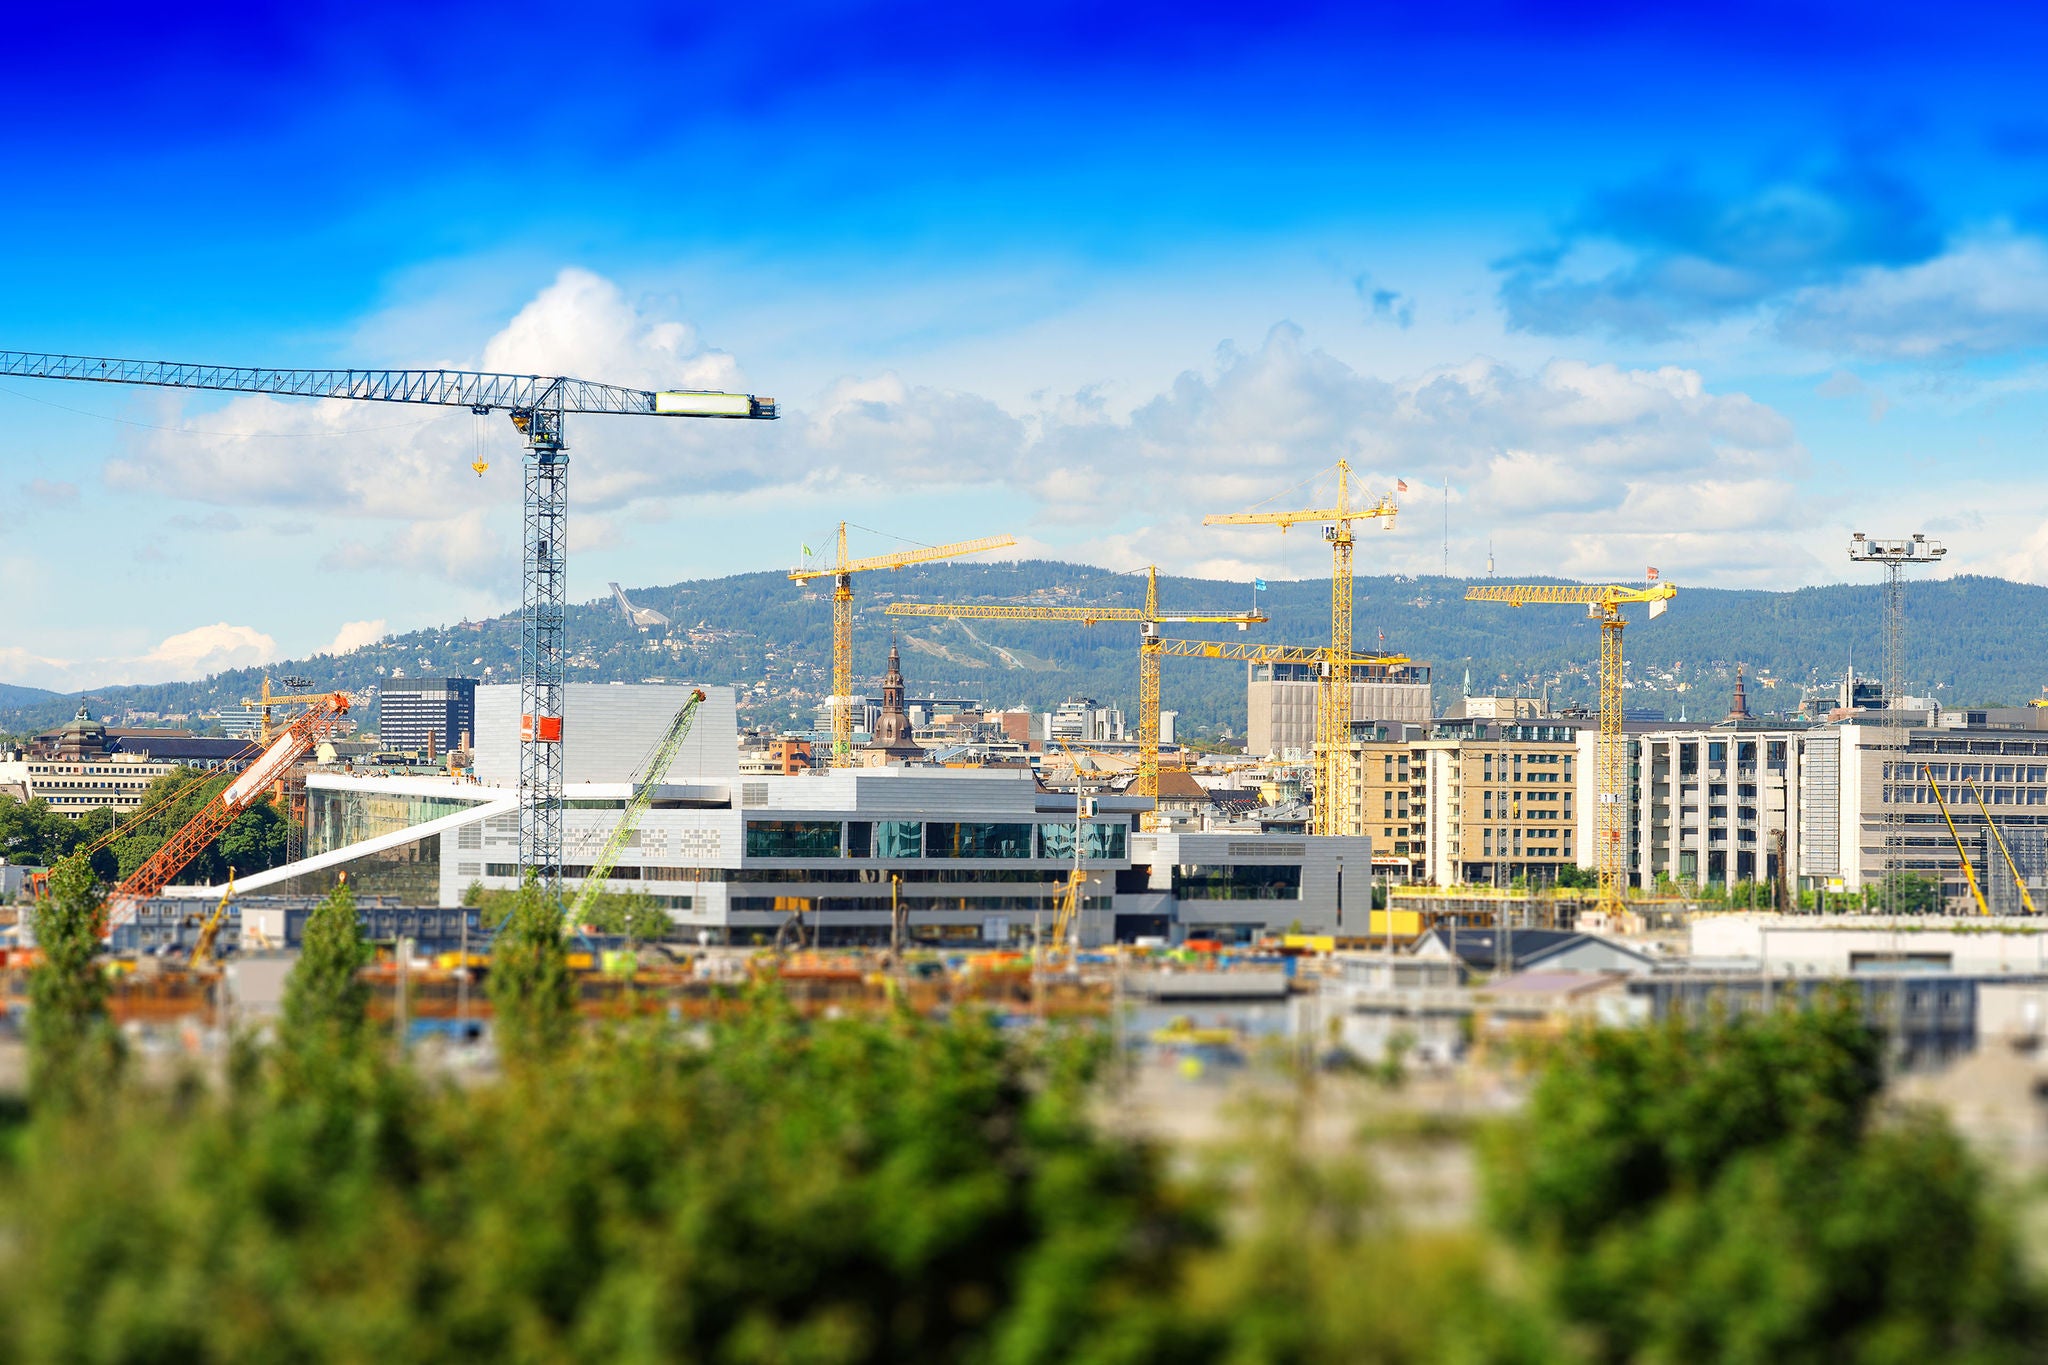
(26, 853), (120, 1108)
(1488, 999), (2044, 1362)
(279, 879), (370, 1061)
(1, 961), (2044, 1362)
(487, 873), (576, 1064)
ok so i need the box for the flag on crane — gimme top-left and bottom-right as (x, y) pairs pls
(1396, 478), (1409, 492)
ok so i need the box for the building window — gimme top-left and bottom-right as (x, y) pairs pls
(1038, 821), (1128, 860)
(1172, 864), (1303, 900)
(926, 822), (1034, 859)
(744, 820), (843, 859)
(876, 821), (923, 858)
(845, 822), (872, 858)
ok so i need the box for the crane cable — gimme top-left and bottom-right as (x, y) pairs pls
(470, 406), (490, 477)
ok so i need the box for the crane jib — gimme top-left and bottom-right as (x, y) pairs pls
(0, 351), (776, 419)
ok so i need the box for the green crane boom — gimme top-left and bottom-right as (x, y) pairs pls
(568, 689), (707, 923)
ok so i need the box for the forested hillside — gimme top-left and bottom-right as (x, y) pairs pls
(8, 565), (2048, 741)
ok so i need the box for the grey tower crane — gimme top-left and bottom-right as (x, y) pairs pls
(0, 350), (776, 896)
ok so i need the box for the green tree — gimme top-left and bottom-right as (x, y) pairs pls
(218, 798), (288, 874)
(27, 853), (119, 1106)
(1486, 1002), (2044, 1361)
(579, 890), (671, 945)
(488, 873), (575, 1062)
(278, 878), (370, 1058)
(1555, 863), (1600, 890)
(1865, 870), (1939, 914)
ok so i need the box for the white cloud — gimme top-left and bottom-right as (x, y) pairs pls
(82, 269), (1820, 591)
(20, 478), (78, 505)
(141, 623), (278, 678)
(324, 619), (388, 655)
(321, 509), (508, 590)
(1779, 232), (2048, 359)
(0, 623), (278, 692)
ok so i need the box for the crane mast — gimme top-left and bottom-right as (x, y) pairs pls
(1924, 766), (1989, 915)
(1, 349), (775, 899)
(1463, 580), (1676, 917)
(1204, 460), (1399, 837)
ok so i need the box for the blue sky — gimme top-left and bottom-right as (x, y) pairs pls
(7, 2), (2048, 689)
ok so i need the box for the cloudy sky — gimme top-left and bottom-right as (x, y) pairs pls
(6, 2), (2048, 690)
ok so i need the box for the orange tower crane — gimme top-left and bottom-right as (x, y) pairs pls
(790, 523), (1016, 768)
(105, 694), (352, 933)
(886, 567), (1265, 827)
(1462, 581), (1675, 915)
(1203, 460), (1399, 836)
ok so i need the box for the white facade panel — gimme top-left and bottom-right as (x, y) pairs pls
(474, 683), (739, 787)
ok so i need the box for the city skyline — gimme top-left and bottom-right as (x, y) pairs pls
(8, 3), (2048, 690)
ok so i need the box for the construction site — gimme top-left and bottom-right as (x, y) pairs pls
(0, 350), (2040, 1096)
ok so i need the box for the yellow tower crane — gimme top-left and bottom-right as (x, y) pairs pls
(1204, 460), (1399, 838)
(789, 523), (1017, 768)
(1463, 581), (1676, 915)
(886, 566), (1265, 827)
(241, 675), (343, 743)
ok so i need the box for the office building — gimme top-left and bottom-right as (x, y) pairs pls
(379, 677), (478, 755)
(1247, 660), (1432, 758)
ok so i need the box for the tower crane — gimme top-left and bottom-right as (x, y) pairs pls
(566, 689), (707, 925)
(1153, 639), (1410, 669)
(242, 675), (346, 743)
(885, 566), (1265, 828)
(1463, 581), (1676, 916)
(789, 523), (1016, 769)
(1204, 460), (1399, 838)
(106, 694), (352, 932)
(1153, 639), (1413, 833)
(0, 349), (776, 899)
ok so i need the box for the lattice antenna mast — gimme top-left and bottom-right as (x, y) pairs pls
(0, 350), (775, 901)
(1849, 532), (1947, 913)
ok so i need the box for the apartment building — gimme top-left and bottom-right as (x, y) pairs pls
(1350, 716), (1582, 886)
(1617, 725), (1805, 891)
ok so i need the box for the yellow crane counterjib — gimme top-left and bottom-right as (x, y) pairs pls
(1464, 582), (1677, 615)
(787, 533), (1018, 582)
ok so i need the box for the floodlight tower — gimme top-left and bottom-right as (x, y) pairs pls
(1849, 532), (1947, 912)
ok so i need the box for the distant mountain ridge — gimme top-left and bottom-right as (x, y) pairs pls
(6, 564), (2046, 741)
(0, 683), (64, 712)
